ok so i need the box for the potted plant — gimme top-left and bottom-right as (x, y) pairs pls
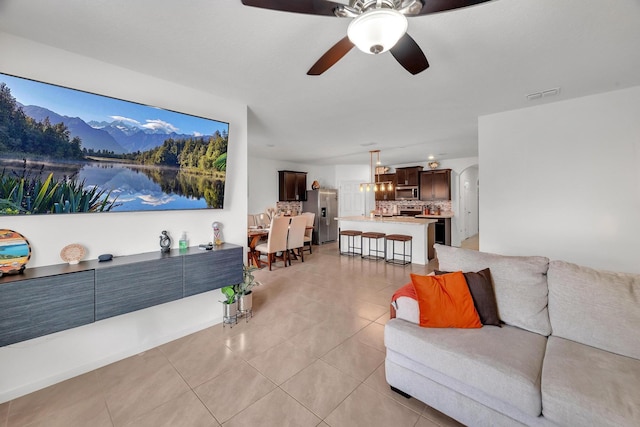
(237, 264), (261, 317)
(220, 285), (238, 326)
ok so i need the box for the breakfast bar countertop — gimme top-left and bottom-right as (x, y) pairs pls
(335, 216), (437, 225)
(336, 216), (437, 264)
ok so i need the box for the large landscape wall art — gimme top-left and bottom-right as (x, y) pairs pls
(0, 72), (229, 215)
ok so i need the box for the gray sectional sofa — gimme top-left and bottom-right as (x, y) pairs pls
(384, 244), (640, 426)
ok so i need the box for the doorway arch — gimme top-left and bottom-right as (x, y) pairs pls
(458, 165), (479, 242)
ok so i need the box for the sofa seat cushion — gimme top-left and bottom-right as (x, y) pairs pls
(435, 244), (550, 336)
(385, 318), (547, 417)
(542, 336), (640, 426)
(548, 260), (640, 360)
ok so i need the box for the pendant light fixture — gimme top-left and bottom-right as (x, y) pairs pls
(360, 150), (393, 192)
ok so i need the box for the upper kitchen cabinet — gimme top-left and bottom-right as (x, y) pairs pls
(420, 169), (451, 201)
(375, 173), (396, 201)
(395, 166), (423, 186)
(279, 170), (307, 201)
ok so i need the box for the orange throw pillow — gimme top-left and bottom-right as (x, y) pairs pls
(410, 272), (482, 328)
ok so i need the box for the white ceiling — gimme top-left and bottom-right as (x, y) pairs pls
(1, 0), (639, 166)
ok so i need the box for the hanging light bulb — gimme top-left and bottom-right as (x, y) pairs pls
(360, 184), (364, 192)
(374, 183), (379, 192)
(347, 9), (408, 55)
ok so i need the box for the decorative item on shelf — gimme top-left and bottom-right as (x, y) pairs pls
(0, 229), (31, 277)
(312, 180), (320, 190)
(98, 253), (113, 262)
(179, 231), (188, 252)
(428, 160), (440, 169)
(360, 150), (393, 192)
(159, 230), (172, 253)
(212, 222), (223, 245)
(60, 243), (85, 265)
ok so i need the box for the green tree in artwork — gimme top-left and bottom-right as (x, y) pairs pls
(134, 130), (228, 174)
(0, 83), (84, 159)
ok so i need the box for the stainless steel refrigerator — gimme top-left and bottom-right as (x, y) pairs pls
(303, 189), (338, 244)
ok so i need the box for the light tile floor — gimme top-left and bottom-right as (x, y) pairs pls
(0, 243), (466, 427)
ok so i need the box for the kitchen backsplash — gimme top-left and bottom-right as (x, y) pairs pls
(274, 200), (451, 216)
(276, 201), (303, 215)
(376, 200), (452, 213)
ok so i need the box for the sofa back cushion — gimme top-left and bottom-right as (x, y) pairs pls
(548, 260), (640, 359)
(435, 244), (551, 336)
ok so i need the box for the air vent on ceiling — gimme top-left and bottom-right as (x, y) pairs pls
(526, 87), (561, 101)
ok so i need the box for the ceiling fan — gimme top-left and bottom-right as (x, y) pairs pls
(241, 0), (492, 75)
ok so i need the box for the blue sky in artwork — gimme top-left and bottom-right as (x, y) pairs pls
(1, 73), (228, 137)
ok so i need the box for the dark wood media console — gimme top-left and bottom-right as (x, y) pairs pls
(0, 244), (243, 347)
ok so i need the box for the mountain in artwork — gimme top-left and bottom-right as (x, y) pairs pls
(88, 120), (203, 153)
(20, 104), (127, 154)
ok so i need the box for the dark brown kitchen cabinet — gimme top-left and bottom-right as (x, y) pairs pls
(375, 173), (396, 201)
(420, 169), (451, 201)
(395, 166), (423, 186)
(279, 170), (307, 201)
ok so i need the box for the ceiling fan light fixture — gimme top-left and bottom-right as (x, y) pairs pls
(347, 9), (408, 55)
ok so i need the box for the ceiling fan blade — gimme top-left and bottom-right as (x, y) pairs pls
(416, 0), (493, 15)
(240, 0), (342, 16)
(307, 36), (355, 75)
(389, 33), (429, 75)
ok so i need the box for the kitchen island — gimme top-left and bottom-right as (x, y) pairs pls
(336, 216), (437, 265)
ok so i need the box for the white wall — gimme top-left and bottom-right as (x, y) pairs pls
(479, 86), (640, 274)
(247, 156), (336, 214)
(0, 33), (248, 401)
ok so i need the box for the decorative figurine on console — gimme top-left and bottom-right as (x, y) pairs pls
(159, 230), (172, 253)
(212, 222), (223, 246)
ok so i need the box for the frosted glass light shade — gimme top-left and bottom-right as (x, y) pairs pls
(348, 9), (408, 55)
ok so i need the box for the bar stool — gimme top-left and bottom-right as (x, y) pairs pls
(339, 230), (362, 256)
(361, 232), (386, 261)
(385, 234), (412, 265)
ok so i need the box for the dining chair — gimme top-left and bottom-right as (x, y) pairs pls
(256, 213), (269, 228)
(247, 214), (257, 228)
(286, 215), (307, 265)
(255, 216), (290, 270)
(302, 212), (315, 254)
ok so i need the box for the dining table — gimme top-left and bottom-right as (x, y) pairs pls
(247, 228), (269, 268)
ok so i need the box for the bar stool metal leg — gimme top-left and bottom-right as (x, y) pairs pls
(339, 230), (362, 256)
(361, 232), (386, 260)
(385, 234), (412, 265)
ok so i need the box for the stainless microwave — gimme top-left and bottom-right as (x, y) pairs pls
(395, 186), (419, 200)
